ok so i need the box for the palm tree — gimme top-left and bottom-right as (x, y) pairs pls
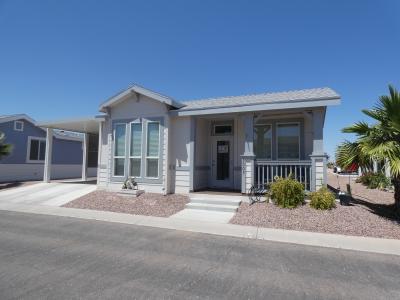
(336, 85), (400, 213)
(0, 131), (12, 160)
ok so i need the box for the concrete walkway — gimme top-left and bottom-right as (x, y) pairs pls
(0, 182), (96, 206)
(0, 201), (399, 256)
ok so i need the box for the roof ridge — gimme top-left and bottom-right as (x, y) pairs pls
(181, 87), (333, 104)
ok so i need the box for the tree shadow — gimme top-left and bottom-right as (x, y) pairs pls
(0, 182), (24, 190)
(328, 184), (399, 224)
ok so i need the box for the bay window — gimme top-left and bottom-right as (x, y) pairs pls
(277, 123), (300, 160)
(254, 124), (272, 159)
(129, 122), (142, 177)
(146, 122), (160, 178)
(113, 124), (126, 176)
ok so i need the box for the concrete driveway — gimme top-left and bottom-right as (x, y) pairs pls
(0, 182), (96, 206)
(0, 211), (399, 299)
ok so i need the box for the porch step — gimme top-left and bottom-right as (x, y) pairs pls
(185, 202), (239, 213)
(189, 197), (242, 206)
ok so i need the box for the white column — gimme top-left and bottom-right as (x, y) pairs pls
(163, 115), (170, 195)
(189, 116), (196, 192)
(82, 133), (88, 181)
(373, 159), (378, 173)
(43, 128), (53, 183)
(97, 122), (103, 185)
(385, 158), (391, 178)
(241, 113), (255, 193)
(310, 109), (327, 191)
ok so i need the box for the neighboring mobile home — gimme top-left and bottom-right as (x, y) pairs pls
(0, 114), (97, 182)
(38, 85), (340, 194)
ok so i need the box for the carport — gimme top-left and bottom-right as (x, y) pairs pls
(37, 116), (104, 183)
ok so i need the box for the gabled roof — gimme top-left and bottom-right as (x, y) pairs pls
(99, 84), (185, 112)
(0, 114), (83, 141)
(0, 114), (36, 125)
(179, 87), (340, 111)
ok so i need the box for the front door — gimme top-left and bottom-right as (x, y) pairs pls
(210, 137), (234, 189)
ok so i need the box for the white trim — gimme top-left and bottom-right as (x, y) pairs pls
(253, 123), (272, 160)
(112, 123), (127, 177)
(171, 98), (341, 116)
(128, 121), (143, 178)
(0, 114), (36, 125)
(26, 136), (46, 163)
(99, 84), (185, 112)
(276, 122), (301, 160)
(144, 121), (161, 179)
(212, 123), (233, 136)
(14, 120), (24, 132)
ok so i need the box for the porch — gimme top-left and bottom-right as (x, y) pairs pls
(190, 108), (327, 193)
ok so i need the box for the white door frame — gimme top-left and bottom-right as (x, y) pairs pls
(209, 135), (234, 189)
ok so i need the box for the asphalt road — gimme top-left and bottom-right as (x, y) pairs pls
(0, 211), (399, 300)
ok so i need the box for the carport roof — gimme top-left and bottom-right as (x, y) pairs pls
(37, 117), (103, 134)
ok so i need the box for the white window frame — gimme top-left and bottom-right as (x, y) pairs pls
(14, 120), (24, 132)
(276, 122), (301, 160)
(128, 121), (143, 178)
(113, 123), (127, 177)
(145, 121), (161, 179)
(253, 123), (272, 160)
(26, 136), (46, 163)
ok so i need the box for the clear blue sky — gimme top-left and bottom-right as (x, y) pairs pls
(1, 0), (399, 158)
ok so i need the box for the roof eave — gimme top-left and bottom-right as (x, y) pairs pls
(170, 97), (341, 116)
(98, 85), (185, 112)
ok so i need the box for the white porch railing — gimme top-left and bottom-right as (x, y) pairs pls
(255, 160), (312, 191)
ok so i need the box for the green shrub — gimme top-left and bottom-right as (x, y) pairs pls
(309, 187), (336, 210)
(269, 177), (305, 208)
(356, 172), (391, 189)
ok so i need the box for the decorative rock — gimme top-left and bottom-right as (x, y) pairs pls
(118, 189), (145, 197)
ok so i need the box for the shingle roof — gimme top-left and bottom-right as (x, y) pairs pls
(178, 87), (340, 111)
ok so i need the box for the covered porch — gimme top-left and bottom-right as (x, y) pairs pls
(190, 107), (327, 193)
(37, 117), (103, 183)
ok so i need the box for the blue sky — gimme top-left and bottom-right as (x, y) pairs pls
(0, 0), (399, 158)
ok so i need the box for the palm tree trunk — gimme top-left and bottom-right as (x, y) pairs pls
(394, 176), (400, 215)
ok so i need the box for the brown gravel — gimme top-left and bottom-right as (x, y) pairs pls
(230, 202), (400, 239)
(231, 170), (400, 239)
(327, 170), (395, 205)
(63, 191), (189, 217)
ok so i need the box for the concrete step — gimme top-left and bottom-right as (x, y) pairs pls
(185, 202), (239, 213)
(189, 197), (242, 206)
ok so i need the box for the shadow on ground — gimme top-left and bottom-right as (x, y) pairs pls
(328, 184), (399, 224)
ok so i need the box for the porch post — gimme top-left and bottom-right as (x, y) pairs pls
(310, 108), (327, 191)
(189, 116), (196, 192)
(163, 115), (170, 195)
(373, 159), (378, 173)
(241, 113), (255, 194)
(43, 128), (53, 183)
(82, 133), (88, 181)
(97, 121), (103, 185)
(385, 158), (391, 179)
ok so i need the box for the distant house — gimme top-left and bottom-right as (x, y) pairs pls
(38, 84), (340, 194)
(0, 114), (97, 182)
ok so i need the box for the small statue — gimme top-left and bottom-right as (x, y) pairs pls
(122, 177), (138, 190)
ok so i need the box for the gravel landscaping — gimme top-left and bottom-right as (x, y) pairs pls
(230, 202), (400, 239)
(230, 170), (400, 239)
(63, 191), (189, 217)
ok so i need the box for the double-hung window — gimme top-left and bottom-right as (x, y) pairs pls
(254, 124), (272, 159)
(277, 123), (300, 160)
(113, 124), (127, 176)
(27, 137), (46, 163)
(129, 122), (142, 177)
(146, 122), (160, 178)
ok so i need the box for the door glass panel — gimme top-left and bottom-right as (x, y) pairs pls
(216, 140), (230, 180)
